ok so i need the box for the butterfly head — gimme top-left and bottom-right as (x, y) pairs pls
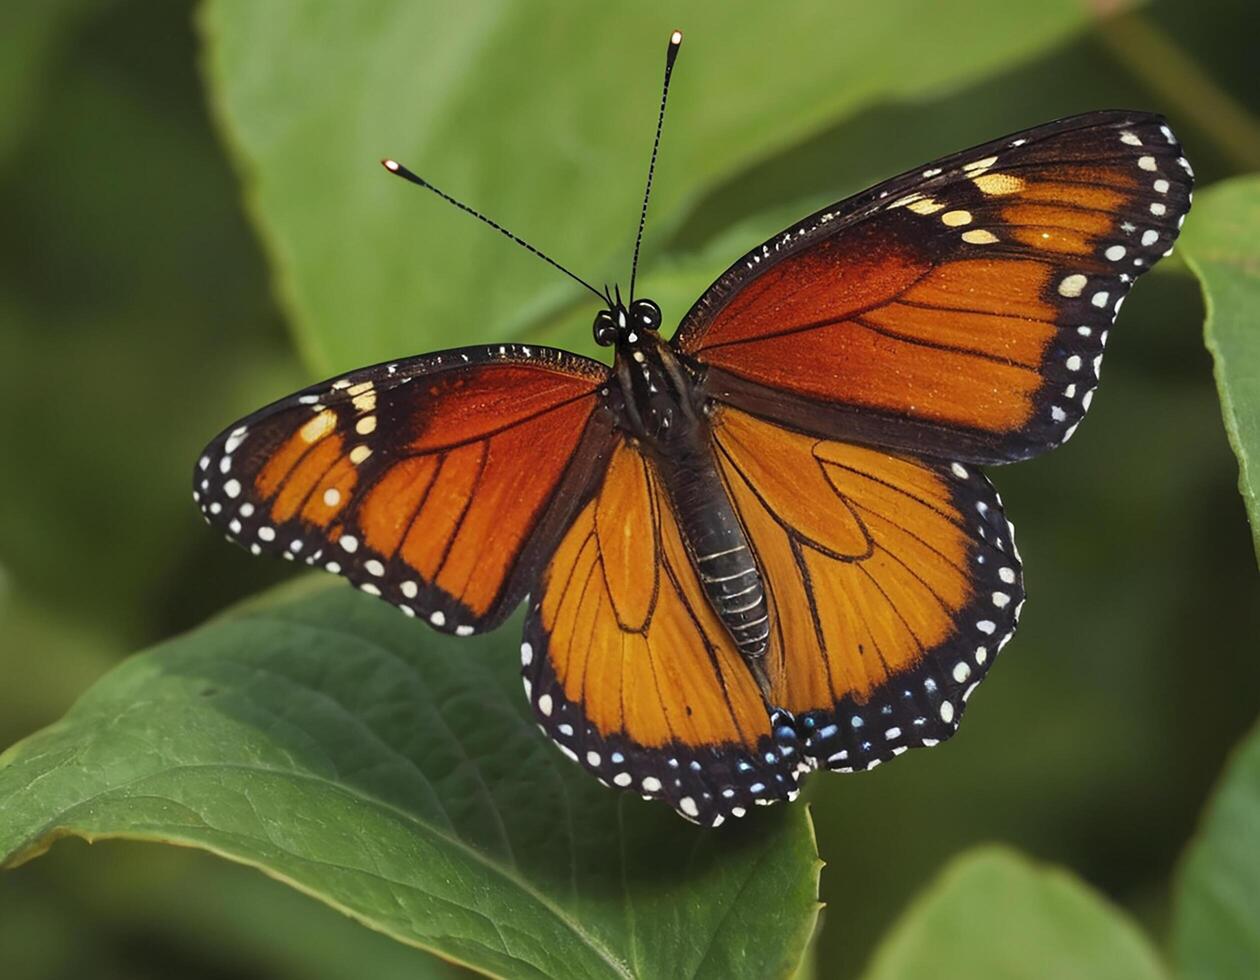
(593, 298), (662, 348)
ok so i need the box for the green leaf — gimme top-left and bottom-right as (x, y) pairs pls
(862, 847), (1166, 980)
(1173, 719), (1260, 980)
(0, 583), (821, 980)
(0, 840), (464, 980)
(200, 0), (1113, 373)
(1180, 175), (1260, 561)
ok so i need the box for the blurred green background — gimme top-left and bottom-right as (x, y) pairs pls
(2, 0), (1258, 977)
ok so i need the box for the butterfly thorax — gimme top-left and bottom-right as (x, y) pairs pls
(609, 331), (706, 448)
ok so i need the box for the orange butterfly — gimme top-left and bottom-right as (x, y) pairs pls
(195, 33), (1193, 825)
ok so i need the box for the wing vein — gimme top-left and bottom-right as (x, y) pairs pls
(399, 390), (597, 457)
(389, 452), (445, 562)
(697, 262), (938, 353)
(432, 441), (490, 579)
(850, 315), (1039, 370)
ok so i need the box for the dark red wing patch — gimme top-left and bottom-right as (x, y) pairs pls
(194, 344), (614, 634)
(676, 112), (1194, 463)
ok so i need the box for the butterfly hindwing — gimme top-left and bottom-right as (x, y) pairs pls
(194, 344), (613, 634)
(521, 439), (804, 825)
(676, 111), (1193, 463)
(711, 406), (1023, 771)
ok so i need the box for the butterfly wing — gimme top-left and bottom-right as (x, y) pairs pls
(194, 344), (615, 634)
(711, 406), (1022, 770)
(675, 111), (1193, 463)
(521, 438), (804, 825)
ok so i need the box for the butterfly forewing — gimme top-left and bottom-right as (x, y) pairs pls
(194, 344), (613, 634)
(677, 111), (1193, 463)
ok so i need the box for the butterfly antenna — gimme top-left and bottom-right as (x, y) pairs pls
(381, 159), (607, 302)
(628, 29), (682, 302)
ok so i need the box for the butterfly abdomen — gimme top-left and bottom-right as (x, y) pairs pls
(658, 447), (770, 660)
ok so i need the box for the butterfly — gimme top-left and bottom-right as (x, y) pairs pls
(194, 32), (1193, 826)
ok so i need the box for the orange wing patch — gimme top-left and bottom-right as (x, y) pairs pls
(523, 440), (803, 825)
(713, 407), (1023, 773)
(701, 255), (1055, 434)
(679, 112), (1193, 463)
(195, 344), (610, 634)
(265, 430), (354, 525)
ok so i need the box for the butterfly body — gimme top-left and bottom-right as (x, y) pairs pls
(603, 304), (775, 666)
(198, 109), (1193, 825)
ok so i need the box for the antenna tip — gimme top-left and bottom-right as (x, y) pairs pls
(670, 29), (683, 45)
(382, 158), (401, 172)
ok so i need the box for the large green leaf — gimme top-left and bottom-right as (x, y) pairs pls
(200, 0), (1112, 373)
(1180, 175), (1260, 561)
(862, 848), (1166, 980)
(0, 582), (820, 979)
(1173, 720), (1260, 980)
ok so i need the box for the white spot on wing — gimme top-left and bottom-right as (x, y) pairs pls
(1059, 274), (1087, 297)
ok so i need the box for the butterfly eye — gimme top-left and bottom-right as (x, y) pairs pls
(592, 310), (619, 347)
(631, 299), (662, 331)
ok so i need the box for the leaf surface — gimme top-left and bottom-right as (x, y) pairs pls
(1173, 720), (1260, 980)
(1180, 175), (1260, 560)
(0, 584), (820, 979)
(863, 847), (1166, 980)
(200, 0), (1111, 371)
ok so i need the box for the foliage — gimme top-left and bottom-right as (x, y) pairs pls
(864, 848), (1165, 980)
(200, 0), (1108, 371)
(1174, 721), (1260, 979)
(2, 0), (1259, 978)
(1179, 176), (1260, 561)
(0, 584), (820, 979)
